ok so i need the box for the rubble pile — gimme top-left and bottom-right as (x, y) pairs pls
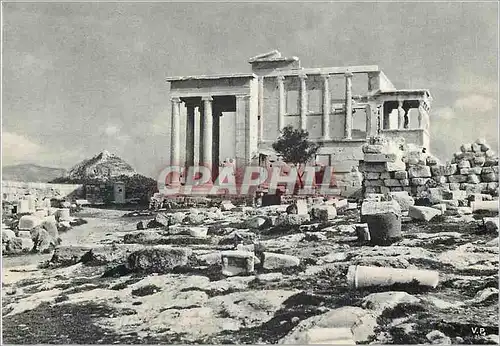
(2, 181), (499, 344)
(361, 137), (499, 199)
(2, 201), (85, 255)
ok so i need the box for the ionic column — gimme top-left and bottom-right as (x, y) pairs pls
(321, 74), (330, 140)
(397, 100), (405, 130)
(185, 104), (195, 168)
(170, 97), (181, 166)
(366, 104), (374, 137)
(299, 74), (307, 130)
(258, 77), (264, 141)
(170, 96), (181, 185)
(277, 76), (285, 131)
(202, 96), (213, 171)
(344, 72), (353, 139)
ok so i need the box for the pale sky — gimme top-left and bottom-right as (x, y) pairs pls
(3, 2), (498, 178)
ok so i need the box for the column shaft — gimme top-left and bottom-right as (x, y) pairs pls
(185, 105), (195, 167)
(321, 74), (330, 140)
(202, 96), (213, 171)
(171, 97), (181, 166)
(258, 77), (264, 141)
(344, 72), (353, 139)
(277, 76), (285, 131)
(300, 74), (307, 130)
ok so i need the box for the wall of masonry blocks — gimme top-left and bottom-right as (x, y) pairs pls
(359, 137), (499, 198)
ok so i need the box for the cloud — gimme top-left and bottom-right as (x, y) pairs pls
(2, 132), (42, 164)
(434, 107), (456, 120)
(454, 94), (496, 113)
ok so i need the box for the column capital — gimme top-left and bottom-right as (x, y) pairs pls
(398, 100), (404, 107)
(320, 73), (330, 80)
(298, 73), (308, 80)
(235, 94), (250, 100)
(201, 96), (213, 102)
(345, 71), (354, 78)
(276, 75), (285, 81)
(171, 96), (182, 103)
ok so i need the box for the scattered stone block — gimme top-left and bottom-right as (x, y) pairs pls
(411, 178), (430, 186)
(426, 156), (439, 166)
(41, 216), (59, 239)
(432, 176), (447, 184)
(84, 244), (142, 266)
(389, 191), (415, 211)
(347, 265), (439, 289)
(18, 230), (31, 238)
(262, 252), (300, 270)
(459, 168), (471, 175)
(2, 229), (16, 243)
(449, 183), (461, 190)
(432, 204), (447, 213)
(276, 214), (310, 226)
(483, 218), (499, 233)
(394, 171), (408, 180)
(408, 165), (431, 178)
(6, 237), (24, 254)
(386, 160), (406, 172)
(384, 179), (401, 187)
(51, 246), (91, 266)
(185, 227), (208, 238)
(458, 160), (471, 169)
(442, 190), (466, 200)
(136, 220), (147, 230)
(408, 206), (442, 221)
(365, 172), (380, 180)
(32, 228), (57, 253)
(364, 153), (399, 163)
(311, 205), (337, 221)
(56, 208), (71, 221)
(448, 175), (467, 184)
(362, 144), (384, 154)
(355, 224), (371, 241)
(220, 200), (236, 211)
(457, 207), (472, 215)
(295, 199), (309, 215)
(127, 246), (192, 273)
(474, 156), (486, 166)
(426, 330), (452, 344)
(482, 172), (499, 182)
(467, 174), (481, 184)
(399, 179), (410, 186)
(18, 215), (42, 231)
(220, 250), (255, 276)
(361, 200), (401, 245)
(365, 179), (384, 187)
(471, 143), (482, 153)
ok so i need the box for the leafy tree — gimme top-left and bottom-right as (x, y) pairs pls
(272, 125), (322, 190)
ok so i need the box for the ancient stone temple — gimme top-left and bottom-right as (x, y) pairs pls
(166, 50), (432, 184)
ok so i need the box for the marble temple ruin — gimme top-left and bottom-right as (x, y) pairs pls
(166, 50), (432, 186)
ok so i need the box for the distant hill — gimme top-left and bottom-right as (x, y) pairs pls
(51, 150), (136, 183)
(50, 150), (158, 203)
(2, 164), (67, 183)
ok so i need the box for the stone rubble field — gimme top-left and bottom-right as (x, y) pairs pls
(2, 196), (499, 345)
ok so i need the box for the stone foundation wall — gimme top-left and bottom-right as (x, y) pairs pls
(359, 137), (499, 198)
(2, 181), (84, 202)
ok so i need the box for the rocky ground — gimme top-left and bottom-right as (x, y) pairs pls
(2, 205), (499, 344)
